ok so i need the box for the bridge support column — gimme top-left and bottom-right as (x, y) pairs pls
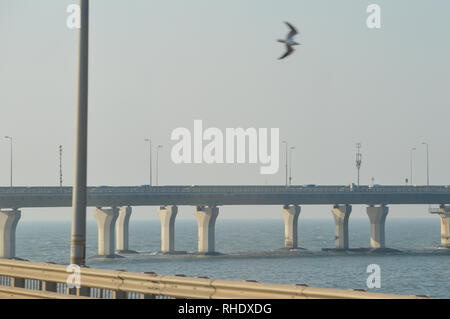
(93, 207), (119, 257)
(115, 206), (133, 253)
(431, 205), (450, 248)
(438, 213), (450, 248)
(331, 204), (352, 249)
(282, 205), (301, 249)
(159, 206), (178, 253)
(194, 206), (219, 254)
(0, 209), (21, 259)
(366, 205), (389, 249)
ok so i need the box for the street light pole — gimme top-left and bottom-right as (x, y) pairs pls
(144, 138), (152, 186)
(156, 145), (163, 186)
(289, 146), (295, 186)
(59, 145), (63, 187)
(4, 136), (12, 188)
(410, 147), (416, 186)
(282, 141), (288, 186)
(70, 0), (89, 266)
(422, 142), (429, 187)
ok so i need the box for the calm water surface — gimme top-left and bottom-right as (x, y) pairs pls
(15, 218), (450, 298)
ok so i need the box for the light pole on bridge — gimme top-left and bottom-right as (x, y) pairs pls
(422, 142), (429, 187)
(144, 138), (152, 186)
(70, 0), (89, 266)
(282, 141), (288, 186)
(289, 146), (295, 186)
(59, 145), (63, 187)
(410, 147), (416, 186)
(156, 145), (163, 186)
(4, 136), (12, 188)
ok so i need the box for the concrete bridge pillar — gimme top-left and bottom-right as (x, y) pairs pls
(282, 205), (301, 249)
(93, 207), (119, 257)
(366, 205), (389, 249)
(115, 206), (132, 253)
(431, 205), (450, 247)
(194, 206), (219, 254)
(439, 213), (450, 247)
(0, 209), (21, 259)
(158, 205), (178, 253)
(331, 204), (352, 249)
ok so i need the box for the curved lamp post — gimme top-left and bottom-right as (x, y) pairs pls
(4, 136), (12, 188)
(144, 138), (152, 186)
(410, 147), (416, 186)
(156, 145), (163, 186)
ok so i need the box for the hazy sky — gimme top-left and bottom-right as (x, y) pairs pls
(1, 0), (449, 222)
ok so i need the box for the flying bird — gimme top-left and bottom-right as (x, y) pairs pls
(277, 22), (300, 60)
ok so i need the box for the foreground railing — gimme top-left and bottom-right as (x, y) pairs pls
(0, 259), (428, 299)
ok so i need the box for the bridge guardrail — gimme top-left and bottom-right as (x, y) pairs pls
(1, 185), (450, 195)
(0, 259), (428, 299)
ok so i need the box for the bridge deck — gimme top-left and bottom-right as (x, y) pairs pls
(1, 185), (450, 208)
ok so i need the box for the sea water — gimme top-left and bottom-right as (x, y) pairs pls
(15, 218), (450, 298)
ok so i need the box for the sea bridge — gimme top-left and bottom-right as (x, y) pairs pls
(0, 185), (449, 258)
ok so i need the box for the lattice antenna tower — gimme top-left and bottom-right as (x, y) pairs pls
(356, 143), (362, 186)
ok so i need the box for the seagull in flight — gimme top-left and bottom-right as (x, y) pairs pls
(277, 22), (300, 60)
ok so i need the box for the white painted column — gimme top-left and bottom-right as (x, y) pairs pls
(194, 206), (219, 254)
(331, 204), (352, 249)
(159, 205), (178, 253)
(115, 206), (132, 253)
(93, 207), (119, 257)
(0, 209), (21, 259)
(282, 205), (301, 249)
(432, 206), (450, 247)
(366, 205), (389, 249)
(439, 213), (450, 247)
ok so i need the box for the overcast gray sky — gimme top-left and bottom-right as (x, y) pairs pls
(1, 0), (449, 221)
